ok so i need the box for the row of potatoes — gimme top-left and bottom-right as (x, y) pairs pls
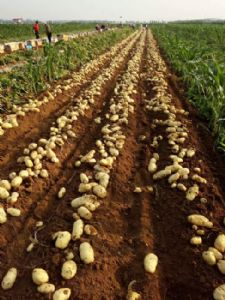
(0, 32), (143, 300)
(145, 31), (225, 300)
(0, 32), (140, 227)
(0, 31), (137, 138)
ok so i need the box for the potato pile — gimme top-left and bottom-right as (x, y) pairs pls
(0, 32), (138, 137)
(145, 31), (225, 299)
(0, 32), (140, 226)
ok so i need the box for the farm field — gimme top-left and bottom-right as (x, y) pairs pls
(0, 22), (98, 44)
(0, 27), (225, 300)
(151, 24), (225, 153)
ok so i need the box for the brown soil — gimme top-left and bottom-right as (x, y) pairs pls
(0, 30), (225, 300)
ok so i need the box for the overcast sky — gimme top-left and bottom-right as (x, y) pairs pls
(1, 0), (225, 21)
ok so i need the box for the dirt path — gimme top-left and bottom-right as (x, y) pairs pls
(0, 29), (225, 300)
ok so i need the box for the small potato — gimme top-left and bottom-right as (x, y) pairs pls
(7, 208), (21, 217)
(11, 176), (23, 188)
(214, 234), (225, 253)
(53, 288), (71, 300)
(187, 214), (213, 228)
(1, 268), (17, 290)
(53, 231), (71, 249)
(32, 268), (49, 285)
(213, 284), (225, 300)
(71, 195), (97, 209)
(19, 170), (29, 179)
(190, 236), (202, 245)
(78, 206), (92, 220)
(202, 251), (216, 266)
(72, 219), (84, 240)
(0, 187), (9, 199)
(144, 253), (158, 273)
(80, 173), (89, 184)
(37, 283), (55, 294)
(7, 192), (19, 204)
(61, 260), (77, 280)
(148, 158), (157, 173)
(58, 187), (66, 199)
(153, 169), (171, 180)
(186, 185), (199, 201)
(79, 242), (94, 264)
(0, 206), (7, 224)
(84, 225), (98, 236)
(93, 184), (107, 198)
(208, 247), (223, 261)
(0, 180), (11, 191)
(217, 260), (225, 275)
(40, 169), (49, 178)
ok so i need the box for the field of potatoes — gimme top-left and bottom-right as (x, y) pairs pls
(0, 29), (225, 300)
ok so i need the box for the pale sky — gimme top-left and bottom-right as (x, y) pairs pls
(1, 0), (225, 22)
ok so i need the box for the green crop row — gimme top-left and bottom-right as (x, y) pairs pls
(151, 24), (225, 153)
(0, 28), (133, 112)
(0, 22), (99, 44)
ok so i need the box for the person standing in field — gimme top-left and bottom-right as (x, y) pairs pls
(45, 23), (52, 43)
(33, 20), (40, 39)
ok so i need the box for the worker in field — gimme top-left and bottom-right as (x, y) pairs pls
(45, 23), (52, 43)
(33, 20), (40, 39)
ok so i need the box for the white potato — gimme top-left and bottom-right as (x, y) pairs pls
(53, 231), (71, 249)
(72, 219), (84, 240)
(32, 268), (49, 285)
(1, 268), (17, 290)
(79, 242), (94, 264)
(144, 253), (158, 273)
(61, 260), (77, 280)
(53, 288), (71, 300)
(214, 234), (225, 253)
(37, 283), (55, 294)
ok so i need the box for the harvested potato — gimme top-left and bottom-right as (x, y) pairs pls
(187, 214), (213, 228)
(208, 247), (223, 261)
(144, 253), (158, 273)
(190, 236), (202, 245)
(93, 184), (107, 198)
(72, 219), (84, 240)
(0, 206), (7, 224)
(202, 251), (216, 266)
(78, 206), (92, 220)
(7, 208), (21, 217)
(84, 224), (98, 236)
(214, 234), (225, 253)
(11, 176), (23, 188)
(53, 288), (71, 300)
(1, 268), (17, 290)
(79, 242), (94, 264)
(58, 187), (66, 199)
(32, 268), (49, 285)
(37, 283), (55, 294)
(71, 195), (97, 209)
(61, 260), (77, 280)
(53, 231), (71, 249)
(0, 187), (9, 199)
(217, 260), (225, 275)
(213, 284), (225, 300)
(186, 185), (199, 201)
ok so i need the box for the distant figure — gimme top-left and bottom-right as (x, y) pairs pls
(45, 23), (52, 43)
(100, 24), (106, 32)
(33, 20), (40, 39)
(95, 24), (100, 32)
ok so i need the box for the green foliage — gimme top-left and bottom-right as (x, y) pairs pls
(151, 24), (225, 153)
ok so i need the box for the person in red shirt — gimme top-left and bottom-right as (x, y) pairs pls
(33, 21), (40, 39)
